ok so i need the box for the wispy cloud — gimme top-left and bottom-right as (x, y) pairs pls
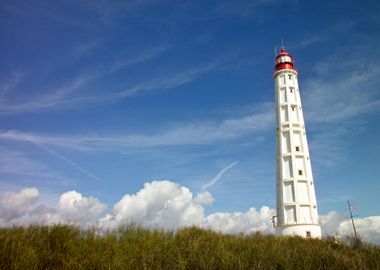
(0, 73), (24, 98)
(0, 147), (64, 180)
(1, 1), (155, 31)
(289, 34), (330, 49)
(1, 1), (99, 31)
(308, 127), (349, 168)
(214, 0), (296, 19)
(62, 58), (224, 107)
(0, 102), (273, 152)
(303, 63), (380, 124)
(0, 138), (98, 181)
(0, 44), (171, 115)
(304, 43), (380, 123)
(201, 161), (239, 191)
(302, 49), (380, 169)
(33, 143), (99, 182)
(0, 49), (231, 116)
(74, 39), (103, 58)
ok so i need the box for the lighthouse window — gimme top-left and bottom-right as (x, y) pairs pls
(298, 170), (303, 176)
(288, 74), (292, 80)
(290, 88), (293, 93)
(306, 231), (311, 237)
(295, 146), (300, 152)
(291, 106), (295, 111)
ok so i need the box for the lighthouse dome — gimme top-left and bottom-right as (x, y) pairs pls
(275, 48), (296, 72)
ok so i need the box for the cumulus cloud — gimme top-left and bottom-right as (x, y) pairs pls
(205, 206), (275, 235)
(1, 182), (379, 245)
(0, 188), (105, 227)
(0, 188), (39, 221)
(58, 191), (106, 225)
(99, 181), (276, 235)
(320, 211), (380, 245)
(320, 211), (345, 236)
(194, 191), (215, 205)
(338, 216), (380, 245)
(99, 181), (206, 230)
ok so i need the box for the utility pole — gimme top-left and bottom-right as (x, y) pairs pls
(347, 200), (358, 240)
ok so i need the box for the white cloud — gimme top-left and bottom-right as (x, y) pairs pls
(301, 51), (380, 169)
(1, 183), (379, 245)
(0, 102), (273, 151)
(205, 206), (275, 234)
(0, 144), (97, 182)
(0, 187), (105, 227)
(0, 44), (171, 115)
(59, 59), (224, 108)
(320, 211), (345, 236)
(338, 216), (380, 245)
(99, 180), (205, 230)
(194, 191), (215, 205)
(33, 142), (99, 181)
(58, 191), (106, 225)
(320, 211), (380, 245)
(201, 161), (239, 191)
(0, 147), (64, 179)
(290, 34), (329, 49)
(100, 180), (276, 235)
(0, 188), (39, 221)
(214, 0), (294, 19)
(0, 72), (24, 97)
(303, 56), (380, 124)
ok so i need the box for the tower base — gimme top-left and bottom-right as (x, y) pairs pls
(276, 224), (322, 239)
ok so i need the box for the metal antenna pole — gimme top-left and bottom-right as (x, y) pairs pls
(347, 200), (358, 240)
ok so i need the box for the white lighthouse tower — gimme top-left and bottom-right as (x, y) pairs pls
(274, 48), (321, 238)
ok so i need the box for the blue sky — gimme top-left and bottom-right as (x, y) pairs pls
(0, 0), (380, 236)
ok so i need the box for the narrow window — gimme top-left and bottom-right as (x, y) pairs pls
(306, 231), (311, 237)
(290, 88), (293, 93)
(291, 106), (295, 111)
(298, 170), (303, 176)
(288, 74), (292, 80)
(295, 146), (300, 152)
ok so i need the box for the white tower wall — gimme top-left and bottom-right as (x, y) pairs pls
(274, 51), (321, 238)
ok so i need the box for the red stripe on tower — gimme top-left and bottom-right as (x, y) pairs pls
(274, 48), (296, 72)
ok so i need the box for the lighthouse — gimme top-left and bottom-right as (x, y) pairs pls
(274, 48), (321, 238)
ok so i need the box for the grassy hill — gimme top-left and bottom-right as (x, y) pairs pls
(0, 225), (379, 269)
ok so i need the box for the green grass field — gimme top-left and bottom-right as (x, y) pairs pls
(0, 225), (379, 269)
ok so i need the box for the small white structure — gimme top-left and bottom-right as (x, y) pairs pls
(274, 48), (321, 238)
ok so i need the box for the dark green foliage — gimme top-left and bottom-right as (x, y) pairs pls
(0, 225), (379, 270)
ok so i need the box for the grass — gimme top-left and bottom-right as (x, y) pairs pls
(0, 225), (379, 269)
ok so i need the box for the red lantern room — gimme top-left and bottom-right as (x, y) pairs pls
(274, 48), (296, 72)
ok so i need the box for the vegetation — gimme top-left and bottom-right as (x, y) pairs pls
(0, 225), (379, 269)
